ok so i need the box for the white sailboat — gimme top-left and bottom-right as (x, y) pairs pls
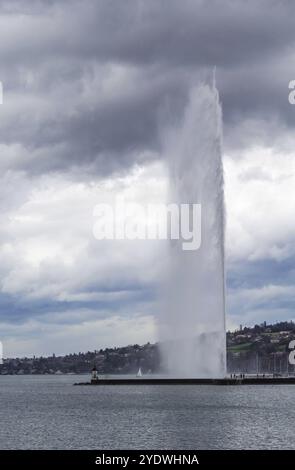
(136, 367), (143, 377)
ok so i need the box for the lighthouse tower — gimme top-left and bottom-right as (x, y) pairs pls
(91, 365), (98, 383)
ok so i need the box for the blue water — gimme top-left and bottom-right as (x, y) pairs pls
(0, 375), (294, 449)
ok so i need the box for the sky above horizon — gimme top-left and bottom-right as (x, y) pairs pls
(1, 0), (295, 357)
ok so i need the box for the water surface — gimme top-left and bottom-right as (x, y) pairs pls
(0, 375), (294, 449)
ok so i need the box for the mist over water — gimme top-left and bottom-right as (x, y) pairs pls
(160, 83), (226, 378)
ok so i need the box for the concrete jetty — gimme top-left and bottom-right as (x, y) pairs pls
(74, 376), (295, 386)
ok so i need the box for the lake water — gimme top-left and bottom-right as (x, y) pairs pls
(0, 375), (294, 449)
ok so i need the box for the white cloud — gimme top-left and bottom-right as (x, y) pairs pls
(1, 312), (157, 357)
(0, 161), (167, 302)
(224, 146), (295, 262)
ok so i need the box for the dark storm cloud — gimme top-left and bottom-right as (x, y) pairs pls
(0, 283), (154, 324)
(228, 257), (295, 291)
(1, 0), (293, 66)
(227, 260), (295, 327)
(1, 0), (295, 175)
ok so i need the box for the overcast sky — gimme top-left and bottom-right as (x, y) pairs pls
(1, 0), (295, 357)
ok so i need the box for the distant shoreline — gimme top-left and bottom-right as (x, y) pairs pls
(1, 320), (295, 376)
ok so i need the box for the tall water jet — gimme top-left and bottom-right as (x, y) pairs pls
(160, 82), (226, 378)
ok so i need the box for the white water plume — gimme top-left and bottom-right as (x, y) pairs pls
(160, 82), (227, 378)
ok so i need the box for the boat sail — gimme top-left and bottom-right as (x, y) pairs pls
(136, 367), (143, 377)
